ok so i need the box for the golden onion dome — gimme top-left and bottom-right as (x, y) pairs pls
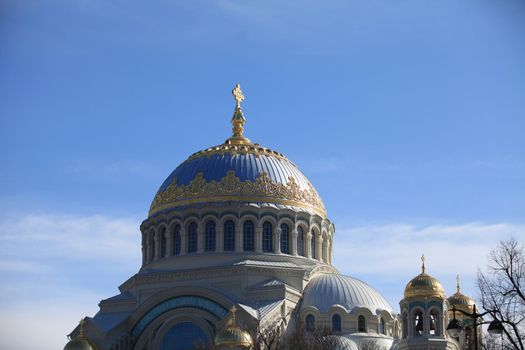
(64, 339), (94, 350)
(148, 84), (326, 218)
(214, 306), (254, 349)
(447, 275), (475, 313)
(64, 319), (95, 350)
(403, 255), (445, 300)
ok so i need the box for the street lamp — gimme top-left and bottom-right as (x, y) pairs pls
(446, 305), (504, 350)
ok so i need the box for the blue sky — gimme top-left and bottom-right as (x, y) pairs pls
(1, 1), (524, 349)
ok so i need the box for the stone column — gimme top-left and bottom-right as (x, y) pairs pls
(235, 225), (243, 252)
(327, 239), (332, 264)
(306, 233), (312, 258)
(167, 229), (173, 257)
(217, 225), (224, 253)
(141, 232), (146, 265)
(180, 228), (187, 255)
(255, 226), (262, 253)
(291, 229), (298, 256)
(154, 232), (161, 261)
(316, 235), (323, 262)
(197, 223), (204, 254)
(274, 227), (282, 254)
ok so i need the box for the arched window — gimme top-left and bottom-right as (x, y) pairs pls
(280, 223), (289, 254)
(322, 239), (327, 262)
(173, 224), (181, 255)
(187, 222), (198, 253)
(297, 227), (304, 257)
(223, 220), (235, 251)
(414, 310), (424, 336)
(243, 220), (254, 251)
(149, 231), (155, 262)
(429, 309), (440, 335)
(160, 322), (209, 350)
(205, 221), (216, 252)
(332, 314), (342, 332)
(262, 222), (273, 252)
(160, 226), (167, 258)
(380, 317), (386, 335)
(311, 233), (316, 259)
(358, 315), (366, 332)
(306, 314), (315, 332)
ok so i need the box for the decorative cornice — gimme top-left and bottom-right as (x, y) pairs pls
(120, 263), (306, 292)
(149, 170), (326, 217)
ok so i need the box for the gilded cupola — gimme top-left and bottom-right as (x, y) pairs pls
(64, 319), (96, 350)
(214, 306), (254, 349)
(403, 255), (445, 300)
(148, 84), (326, 218)
(447, 274), (475, 314)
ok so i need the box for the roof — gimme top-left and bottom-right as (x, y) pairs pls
(234, 260), (300, 268)
(148, 144), (326, 217)
(302, 273), (393, 314)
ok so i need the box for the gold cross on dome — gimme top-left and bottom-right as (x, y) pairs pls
(421, 254), (426, 273)
(232, 84), (244, 108)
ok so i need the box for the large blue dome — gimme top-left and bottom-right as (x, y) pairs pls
(149, 142), (326, 217)
(149, 84), (326, 218)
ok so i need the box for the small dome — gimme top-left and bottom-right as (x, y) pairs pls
(328, 336), (359, 350)
(404, 256), (445, 300)
(214, 307), (253, 349)
(64, 319), (95, 350)
(302, 273), (393, 314)
(447, 275), (475, 313)
(63, 339), (94, 350)
(448, 292), (475, 311)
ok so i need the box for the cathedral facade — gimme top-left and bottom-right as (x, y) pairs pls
(65, 85), (477, 350)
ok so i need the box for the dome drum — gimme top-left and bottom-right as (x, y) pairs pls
(139, 206), (335, 269)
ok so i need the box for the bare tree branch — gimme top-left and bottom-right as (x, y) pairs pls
(477, 239), (525, 350)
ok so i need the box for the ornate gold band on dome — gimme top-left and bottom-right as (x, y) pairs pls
(149, 170), (327, 217)
(187, 143), (287, 162)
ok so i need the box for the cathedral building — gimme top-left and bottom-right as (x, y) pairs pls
(64, 85), (478, 350)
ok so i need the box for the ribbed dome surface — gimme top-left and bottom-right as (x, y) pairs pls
(149, 143), (325, 217)
(448, 291), (475, 312)
(302, 273), (393, 314)
(160, 152), (311, 191)
(404, 272), (445, 300)
(214, 326), (253, 348)
(330, 336), (359, 350)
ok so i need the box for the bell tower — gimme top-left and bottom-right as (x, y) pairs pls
(398, 256), (459, 350)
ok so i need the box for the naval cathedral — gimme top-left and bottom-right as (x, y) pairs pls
(65, 85), (479, 350)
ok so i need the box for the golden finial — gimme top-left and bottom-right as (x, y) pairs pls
(227, 305), (238, 326)
(456, 274), (461, 293)
(230, 306), (237, 321)
(421, 254), (426, 273)
(227, 84), (251, 145)
(232, 84), (244, 109)
(78, 318), (86, 338)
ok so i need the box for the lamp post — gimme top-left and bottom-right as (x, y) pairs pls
(446, 305), (504, 350)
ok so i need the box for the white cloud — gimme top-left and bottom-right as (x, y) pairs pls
(332, 222), (525, 309)
(1, 213), (524, 348)
(0, 213), (142, 349)
(0, 213), (141, 264)
(0, 295), (105, 350)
